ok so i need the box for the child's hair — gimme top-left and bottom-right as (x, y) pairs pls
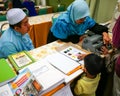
(84, 53), (104, 76)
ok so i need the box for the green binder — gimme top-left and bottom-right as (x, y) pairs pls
(8, 51), (36, 72)
(0, 58), (17, 86)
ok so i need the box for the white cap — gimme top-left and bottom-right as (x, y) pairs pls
(6, 8), (26, 25)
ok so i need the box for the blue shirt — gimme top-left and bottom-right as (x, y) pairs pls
(51, 13), (95, 39)
(0, 27), (34, 58)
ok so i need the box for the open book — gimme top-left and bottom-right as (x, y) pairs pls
(56, 43), (88, 64)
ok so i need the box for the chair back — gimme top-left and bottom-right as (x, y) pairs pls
(0, 15), (6, 21)
(22, 8), (29, 16)
(38, 8), (47, 15)
(0, 23), (9, 36)
(57, 4), (65, 12)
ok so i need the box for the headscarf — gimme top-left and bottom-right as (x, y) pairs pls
(112, 15), (120, 49)
(51, 0), (95, 38)
(67, 0), (90, 24)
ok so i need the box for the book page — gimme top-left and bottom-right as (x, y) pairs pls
(52, 83), (73, 96)
(12, 52), (32, 67)
(60, 46), (85, 64)
(25, 59), (65, 94)
(0, 84), (13, 96)
(46, 53), (81, 75)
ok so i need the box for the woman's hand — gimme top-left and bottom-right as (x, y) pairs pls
(102, 32), (111, 45)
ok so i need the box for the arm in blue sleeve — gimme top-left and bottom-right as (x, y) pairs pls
(1, 42), (18, 58)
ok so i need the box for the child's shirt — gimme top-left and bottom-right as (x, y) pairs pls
(74, 73), (101, 96)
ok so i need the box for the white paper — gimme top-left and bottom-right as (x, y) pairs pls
(26, 59), (65, 92)
(0, 84), (13, 96)
(46, 53), (81, 75)
(52, 83), (73, 96)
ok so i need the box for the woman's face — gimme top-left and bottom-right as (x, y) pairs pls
(75, 17), (86, 24)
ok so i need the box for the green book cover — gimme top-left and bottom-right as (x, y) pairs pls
(8, 51), (36, 72)
(0, 58), (17, 86)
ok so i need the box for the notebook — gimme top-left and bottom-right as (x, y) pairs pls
(0, 58), (17, 86)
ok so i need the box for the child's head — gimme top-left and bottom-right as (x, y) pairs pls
(84, 54), (104, 76)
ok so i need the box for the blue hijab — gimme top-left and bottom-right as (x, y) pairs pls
(51, 0), (96, 39)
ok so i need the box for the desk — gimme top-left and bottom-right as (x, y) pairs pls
(29, 40), (84, 83)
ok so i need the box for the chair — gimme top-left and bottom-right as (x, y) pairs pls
(0, 15), (7, 21)
(38, 8), (47, 15)
(57, 4), (65, 12)
(0, 23), (9, 37)
(22, 8), (29, 16)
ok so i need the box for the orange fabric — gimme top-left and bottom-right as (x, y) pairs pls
(33, 21), (52, 48)
(28, 25), (36, 47)
(42, 84), (65, 96)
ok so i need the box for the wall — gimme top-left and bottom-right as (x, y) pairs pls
(45, 0), (74, 12)
(35, 0), (117, 23)
(93, 0), (117, 23)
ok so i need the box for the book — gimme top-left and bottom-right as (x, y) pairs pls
(46, 52), (81, 76)
(9, 68), (43, 96)
(0, 58), (17, 87)
(0, 84), (13, 96)
(46, 43), (89, 76)
(56, 42), (88, 64)
(8, 51), (36, 72)
(25, 59), (65, 95)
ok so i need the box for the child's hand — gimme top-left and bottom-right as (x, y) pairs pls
(101, 46), (109, 55)
(77, 54), (87, 60)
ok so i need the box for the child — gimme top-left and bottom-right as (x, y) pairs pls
(71, 53), (104, 96)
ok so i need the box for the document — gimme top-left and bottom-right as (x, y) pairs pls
(46, 52), (82, 75)
(25, 59), (65, 95)
(0, 84), (13, 96)
(52, 83), (73, 96)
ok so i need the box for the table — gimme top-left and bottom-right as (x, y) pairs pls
(29, 40), (85, 83)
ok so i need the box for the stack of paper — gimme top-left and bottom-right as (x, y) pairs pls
(26, 59), (65, 95)
(46, 53), (81, 76)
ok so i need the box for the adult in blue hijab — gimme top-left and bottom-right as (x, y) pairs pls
(47, 0), (111, 44)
